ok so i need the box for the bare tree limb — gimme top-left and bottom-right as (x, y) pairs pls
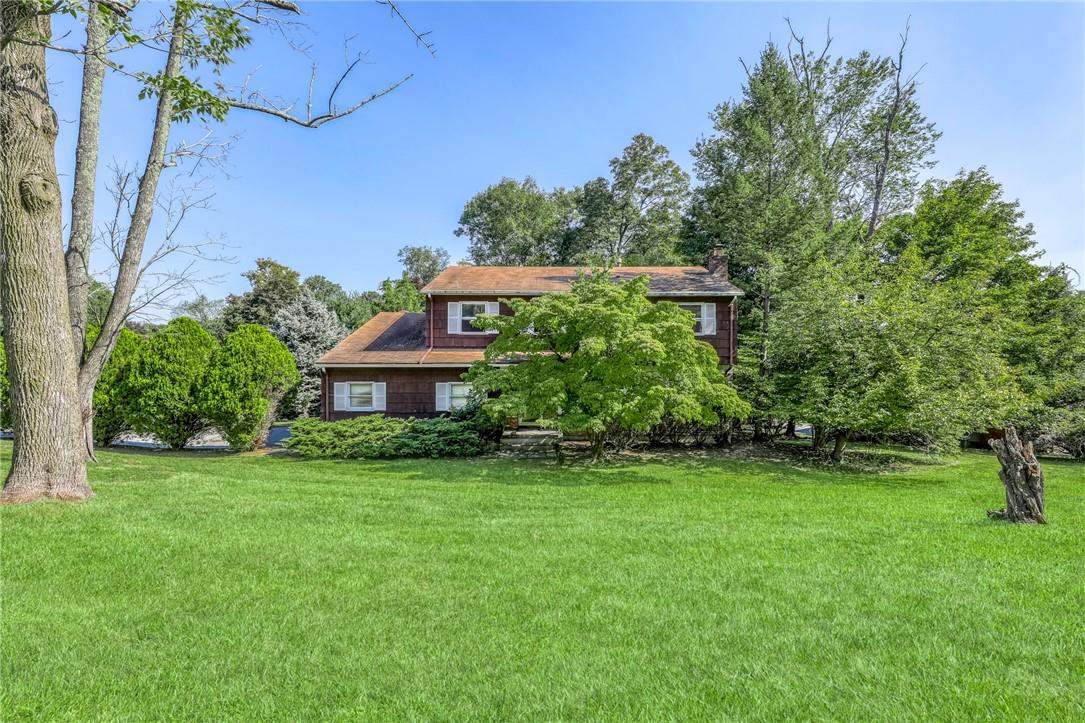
(377, 0), (435, 57)
(223, 72), (411, 128)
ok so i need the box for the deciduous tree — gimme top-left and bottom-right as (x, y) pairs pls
(467, 272), (749, 459)
(398, 245), (450, 289)
(0, 0), (431, 502)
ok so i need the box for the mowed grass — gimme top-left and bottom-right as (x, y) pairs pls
(1, 441), (1083, 721)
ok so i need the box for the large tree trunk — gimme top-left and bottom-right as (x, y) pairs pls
(988, 426), (1046, 524)
(0, 5), (91, 503)
(77, 4), (184, 443)
(829, 430), (850, 464)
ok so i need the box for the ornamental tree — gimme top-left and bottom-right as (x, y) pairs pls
(198, 324), (299, 450)
(467, 272), (750, 459)
(121, 317), (217, 449)
(270, 289), (346, 418)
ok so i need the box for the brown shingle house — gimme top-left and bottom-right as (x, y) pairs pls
(316, 255), (742, 420)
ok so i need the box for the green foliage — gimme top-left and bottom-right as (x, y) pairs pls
(457, 135), (689, 266)
(378, 275), (425, 313)
(398, 245), (450, 289)
(174, 294), (227, 340)
(466, 272), (749, 456)
(573, 133), (689, 265)
(198, 325), (299, 450)
(303, 275), (380, 330)
(772, 234), (1019, 454)
(121, 317), (218, 449)
(92, 328), (142, 447)
(684, 36), (939, 435)
(284, 415), (494, 459)
(133, 0), (253, 123)
(222, 258), (302, 332)
(457, 177), (571, 265)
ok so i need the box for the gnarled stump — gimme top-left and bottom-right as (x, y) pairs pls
(988, 426), (1045, 524)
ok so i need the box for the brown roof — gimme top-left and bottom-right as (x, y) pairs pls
(422, 265), (743, 296)
(318, 312), (484, 367)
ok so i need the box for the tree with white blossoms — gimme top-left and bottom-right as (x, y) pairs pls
(271, 289), (346, 418)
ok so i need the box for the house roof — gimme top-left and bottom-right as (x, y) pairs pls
(317, 312), (484, 367)
(421, 266), (743, 297)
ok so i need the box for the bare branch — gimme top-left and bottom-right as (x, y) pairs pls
(223, 72), (411, 128)
(377, 0), (436, 57)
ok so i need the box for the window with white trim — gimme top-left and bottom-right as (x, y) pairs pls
(678, 302), (717, 336)
(349, 382), (374, 410)
(449, 382), (472, 410)
(333, 381), (387, 412)
(448, 301), (500, 335)
(435, 382), (473, 412)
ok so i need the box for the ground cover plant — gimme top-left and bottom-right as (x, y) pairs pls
(2, 441), (1082, 720)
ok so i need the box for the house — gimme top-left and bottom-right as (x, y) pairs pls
(316, 251), (742, 420)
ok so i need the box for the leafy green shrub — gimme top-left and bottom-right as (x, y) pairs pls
(92, 328), (142, 446)
(198, 324), (299, 450)
(121, 317), (217, 449)
(284, 414), (493, 459)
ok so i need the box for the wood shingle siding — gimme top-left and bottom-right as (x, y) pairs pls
(322, 368), (469, 420)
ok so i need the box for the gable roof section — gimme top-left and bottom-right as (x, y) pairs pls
(318, 312), (484, 367)
(422, 265), (743, 296)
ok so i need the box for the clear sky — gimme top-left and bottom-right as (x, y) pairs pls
(49, 1), (1085, 300)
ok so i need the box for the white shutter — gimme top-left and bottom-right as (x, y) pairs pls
(448, 302), (461, 335)
(373, 382), (386, 411)
(333, 382), (348, 411)
(435, 382), (450, 412)
(702, 303), (717, 335)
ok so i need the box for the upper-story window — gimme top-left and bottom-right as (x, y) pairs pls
(678, 302), (717, 336)
(449, 301), (500, 335)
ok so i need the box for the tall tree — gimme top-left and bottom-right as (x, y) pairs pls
(575, 134), (689, 265)
(687, 44), (827, 439)
(221, 258), (302, 331)
(0, 2), (89, 500)
(0, 0), (432, 502)
(397, 245), (450, 289)
(457, 178), (569, 265)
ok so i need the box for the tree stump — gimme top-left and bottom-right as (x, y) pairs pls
(988, 426), (1046, 524)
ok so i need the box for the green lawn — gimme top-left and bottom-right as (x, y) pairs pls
(2, 442), (1083, 721)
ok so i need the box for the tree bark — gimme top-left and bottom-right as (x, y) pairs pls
(0, 4), (91, 502)
(65, 0), (108, 359)
(988, 426), (1046, 524)
(812, 425), (826, 451)
(78, 4), (184, 439)
(829, 430), (850, 463)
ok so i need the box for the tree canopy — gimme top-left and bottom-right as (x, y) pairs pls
(467, 272), (749, 458)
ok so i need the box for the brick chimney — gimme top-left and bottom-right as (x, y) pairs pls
(706, 245), (729, 278)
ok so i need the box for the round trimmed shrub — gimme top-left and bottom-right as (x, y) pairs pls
(122, 317), (218, 449)
(92, 327), (142, 446)
(198, 324), (299, 450)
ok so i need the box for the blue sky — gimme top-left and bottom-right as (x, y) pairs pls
(50, 1), (1084, 299)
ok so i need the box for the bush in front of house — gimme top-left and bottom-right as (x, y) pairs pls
(284, 414), (494, 459)
(198, 324), (300, 450)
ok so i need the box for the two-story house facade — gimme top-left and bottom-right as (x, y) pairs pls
(317, 254), (742, 420)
